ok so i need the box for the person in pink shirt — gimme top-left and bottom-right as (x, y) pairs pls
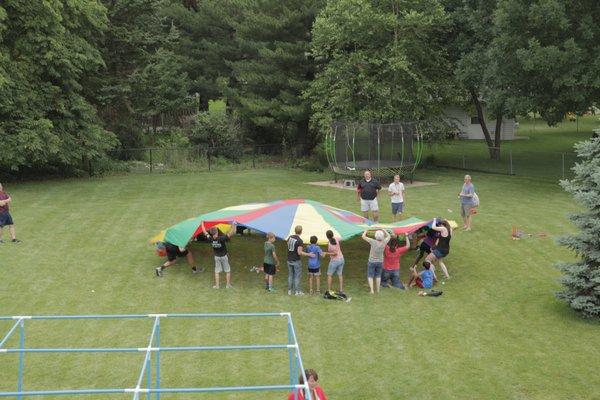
(324, 230), (345, 294)
(288, 369), (328, 400)
(381, 234), (410, 289)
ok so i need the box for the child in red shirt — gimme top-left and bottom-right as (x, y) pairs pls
(288, 369), (327, 400)
(381, 234), (409, 289)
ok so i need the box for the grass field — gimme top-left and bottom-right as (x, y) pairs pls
(0, 167), (599, 399)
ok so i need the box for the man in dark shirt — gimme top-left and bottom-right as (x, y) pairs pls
(0, 183), (20, 243)
(287, 225), (316, 296)
(356, 170), (382, 222)
(203, 222), (236, 289)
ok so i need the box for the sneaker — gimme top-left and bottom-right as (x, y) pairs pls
(268, 287), (277, 292)
(295, 291), (305, 296)
(155, 267), (163, 277)
(11, 239), (21, 243)
(226, 284), (232, 289)
(192, 266), (204, 273)
(287, 290), (292, 296)
(212, 285), (219, 289)
(0, 239), (4, 244)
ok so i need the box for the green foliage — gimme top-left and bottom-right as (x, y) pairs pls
(490, 0), (600, 125)
(307, 0), (452, 132)
(0, 0), (116, 172)
(190, 111), (243, 159)
(224, 0), (323, 146)
(161, 0), (242, 109)
(130, 47), (192, 120)
(95, 0), (190, 148)
(556, 137), (600, 318)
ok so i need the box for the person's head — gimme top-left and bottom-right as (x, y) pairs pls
(310, 235), (318, 244)
(388, 235), (398, 252)
(441, 219), (452, 232)
(266, 232), (276, 243)
(364, 170), (372, 181)
(326, 229), (337, 245)
(374, 230), (384, 241)
(423, 261), (431, 270)
(394, 174), (400, 183)
(209, 227), (218, 237)
(299, 369), (319, 389)
(294, 225), (303, 235)
(464, 174), (472, 184)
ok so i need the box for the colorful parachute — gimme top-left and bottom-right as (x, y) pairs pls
(151, 199), (442, 247)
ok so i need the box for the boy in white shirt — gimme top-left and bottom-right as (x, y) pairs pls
(388, 174), (405, 222)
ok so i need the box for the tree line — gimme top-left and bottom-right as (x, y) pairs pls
(1, 0), (598, 173)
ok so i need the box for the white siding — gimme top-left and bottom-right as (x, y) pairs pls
(443, 106), (517, 140)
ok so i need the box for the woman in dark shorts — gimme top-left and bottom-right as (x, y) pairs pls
(425, 218), (452, 279)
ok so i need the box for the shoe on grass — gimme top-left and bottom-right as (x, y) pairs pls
(268, 287), (277, 292)
(11, 239), (21, 243)
(295, 291), (305, 296)
(155, 267), (163, 277)
(226, 284), (232, 289)
(287, 290), (292, 296)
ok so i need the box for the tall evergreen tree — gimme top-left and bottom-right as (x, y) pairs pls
(556, 137), (600, 318)
(161, 0), (241, 110)
(0, 0), (116, 173)
(225, 0), (323, 147)
(95, 0), (191, 148)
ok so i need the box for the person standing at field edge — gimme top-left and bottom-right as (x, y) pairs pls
(0, 182), (21, 243)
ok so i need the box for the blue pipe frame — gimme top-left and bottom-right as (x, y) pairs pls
(0, 313), (311, 399)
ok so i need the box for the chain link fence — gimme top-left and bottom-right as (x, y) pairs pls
(421, 142), (578, 181)
(92, 143), (311, 176)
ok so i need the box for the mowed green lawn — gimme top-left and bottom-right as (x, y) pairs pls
(0, 168), (599, 400)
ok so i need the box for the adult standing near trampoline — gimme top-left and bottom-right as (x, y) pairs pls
(459, 174), (477, 231)
(388, 174), (405, 222)
(0, 183), (20, 243)
(357, 170), (382, 222)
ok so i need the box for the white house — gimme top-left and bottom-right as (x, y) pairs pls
(443, 106), (518, 140)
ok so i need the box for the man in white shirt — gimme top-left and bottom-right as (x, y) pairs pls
(388, 174), (405, 222)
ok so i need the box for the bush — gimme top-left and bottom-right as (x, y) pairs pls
(190, 111), (243, 160)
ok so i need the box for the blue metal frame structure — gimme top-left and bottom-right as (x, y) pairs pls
(0, 313), (311, 399)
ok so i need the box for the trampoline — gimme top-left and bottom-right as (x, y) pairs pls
(325, 122), (424, 181)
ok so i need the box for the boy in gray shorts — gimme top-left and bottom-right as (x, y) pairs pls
(202, 222), (237, 289)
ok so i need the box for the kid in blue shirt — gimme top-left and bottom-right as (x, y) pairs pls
(408, 261), (436, 289)
(306, 236), (323, 295)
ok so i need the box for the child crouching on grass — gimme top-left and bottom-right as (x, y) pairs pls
(263, 232), (279, 292)
(306, 236), (323, 295)
(408, 260), (436, 289)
